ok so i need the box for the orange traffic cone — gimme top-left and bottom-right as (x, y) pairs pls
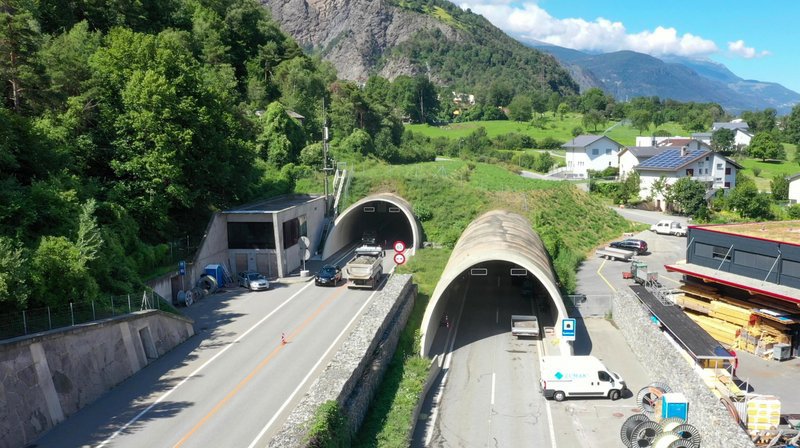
(281, 332), (287, 345)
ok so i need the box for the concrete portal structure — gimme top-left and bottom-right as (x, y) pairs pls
(322, 193), (422, 259)
(420, 210), (570, 357)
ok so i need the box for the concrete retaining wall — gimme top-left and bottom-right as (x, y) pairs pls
(613, 291), (754, 448)
(268, 274), (416, 447)
(0, 310), (194, 448)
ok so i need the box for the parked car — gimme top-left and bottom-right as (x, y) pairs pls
(315, 264), (342, 286)
(237, 271), (270, 290)
(609, 239), (648, 255)
(650, 220), (687, 236)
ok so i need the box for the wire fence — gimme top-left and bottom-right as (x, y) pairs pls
(0, 291), (168, 341)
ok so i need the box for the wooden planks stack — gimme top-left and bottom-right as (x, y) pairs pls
(686, 312), (740, 346)
(709, 301), (751, 327)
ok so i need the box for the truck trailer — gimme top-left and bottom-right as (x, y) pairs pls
(540, 355), (627, 402)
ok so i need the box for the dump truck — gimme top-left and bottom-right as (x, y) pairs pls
(511, 314), (540, 338)
(344, 245), (384, 289)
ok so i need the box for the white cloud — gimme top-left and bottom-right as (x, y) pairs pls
(458, 1), (723, 58)
(727, 40), (770, 58)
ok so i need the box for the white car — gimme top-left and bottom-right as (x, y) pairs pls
(650, 220), (687, 237)
(237, 271), (270, 290)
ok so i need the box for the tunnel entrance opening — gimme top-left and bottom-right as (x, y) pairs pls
(322, 195), (420, 260)
(427, 261), (559, 356)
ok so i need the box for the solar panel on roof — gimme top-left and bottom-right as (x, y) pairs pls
(638, 149), (709, 170)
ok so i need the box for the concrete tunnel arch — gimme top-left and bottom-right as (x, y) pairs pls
(321, 193), (423, 260)
(420, 210), (572, 357)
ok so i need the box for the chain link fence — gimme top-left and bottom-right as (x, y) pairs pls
(0, 290), (168, 341)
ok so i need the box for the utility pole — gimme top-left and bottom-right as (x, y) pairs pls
(322, 98), (329, 201)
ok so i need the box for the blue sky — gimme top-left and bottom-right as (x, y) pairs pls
(455, 0), (800, 95)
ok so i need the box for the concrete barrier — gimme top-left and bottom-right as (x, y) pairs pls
(268, 274), (416, 447)
(0, 310), (194, 448)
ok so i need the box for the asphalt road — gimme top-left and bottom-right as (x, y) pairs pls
(423, 275), (552, 448)
(35, 249), (396, 448)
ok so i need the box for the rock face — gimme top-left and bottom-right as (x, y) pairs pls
(262, 0), (457, 81)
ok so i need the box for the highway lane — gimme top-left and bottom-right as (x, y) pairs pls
(35, 251), (395, 448)
(427, 275), (552, 447)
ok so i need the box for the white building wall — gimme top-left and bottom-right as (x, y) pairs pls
(734, 130), (752, 147)
(566, 138), (620, 177)
(789, 178), (800, 204)
(618, 151), (639, 180)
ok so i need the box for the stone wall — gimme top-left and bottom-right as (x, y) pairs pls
(268, 274), (416, 447)
(613, 291), (754, 448)
(0, 310), (194, 448)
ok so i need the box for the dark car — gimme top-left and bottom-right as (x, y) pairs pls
(315, 264), (342, 286)
(609, 239), (648, 255)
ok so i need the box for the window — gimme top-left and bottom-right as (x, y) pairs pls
(717, 163), (723, 170)
(784, 260), (800, 278)
(592, 148), (599, 155)
(698, 162), (704, 168)
(695, 243), (731, 261)
(724, 181), (731, 188)
(734, 251), (776, 271)
(283, 218), (301, 249)
(705, 168), (709, 174)
(228, 222), (275, 249)
(712, 245), (732, 261)
(605, 148), (612, 155)
(705, 156), (709, 161)
(598, 371), (611, 382)
(686, 168), (694, 176)
(299, 215), (308, 237)
(725, 167), (731, 175)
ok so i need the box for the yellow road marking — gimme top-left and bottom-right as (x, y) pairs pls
(172, 286), (346, 447)
(596, 258), (617, 293)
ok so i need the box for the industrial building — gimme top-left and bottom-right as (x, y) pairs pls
(666, 221), (800, 360)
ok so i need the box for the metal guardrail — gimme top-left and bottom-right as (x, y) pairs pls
(0, 290), (168, 341)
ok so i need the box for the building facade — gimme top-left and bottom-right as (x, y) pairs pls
(562, 135), (623, 178)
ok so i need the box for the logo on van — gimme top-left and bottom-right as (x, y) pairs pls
(555, 372), (563, 380)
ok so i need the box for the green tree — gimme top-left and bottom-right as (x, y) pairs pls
(667, 177), (708, 218)
(0, 2), (44, 113)
(785, 104), (800, 146)
(582, 110), (604, 132)
(580, 88), (609, 113)
(0, 237), (29, 308)
(711, 128), (735, 153)
(728, 181), (773, 220)
(485, 81), (513, 107)
(748, 131), (785, 161)
(770, 175), (789, 201)
(557, 102), (569, 120)
(507, 94), (532, 121)
(630, 110), (652, 135)
(31, 236), (99, 306)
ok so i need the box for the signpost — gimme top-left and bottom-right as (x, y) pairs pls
(561, 318), (577, 341)
(393, 240), (406, 253)
(393, 253), (406, 265)
(179, 260), (186, 291)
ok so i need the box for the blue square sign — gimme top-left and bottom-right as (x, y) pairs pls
(561, 318), (576, 340)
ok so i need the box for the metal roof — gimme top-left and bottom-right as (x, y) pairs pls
(666, 263), (800, 305)
(624, 146), (662, 158)
(712, 122), (749, 131)
(224, 194), (322, 213)
(562, 134), (614, 148)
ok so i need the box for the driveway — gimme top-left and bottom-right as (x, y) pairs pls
(609, 206), (690, 227)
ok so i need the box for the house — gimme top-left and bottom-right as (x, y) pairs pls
(711, 122), (753, 148)
(789, 173), (800, 204)
(618, 146), (663, 180)
(633, 136), (691, 147)
(634, 139), (742, 211)
(562, 135), (623, 178)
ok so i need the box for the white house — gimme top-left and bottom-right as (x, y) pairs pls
(634, 136), (691, 147)
(562, 135), (623, 178)
(618, 146), (662, 180)
(711, 122), (753, 148)
(789, 174), (800, 204)
(634, 140), (742, 211)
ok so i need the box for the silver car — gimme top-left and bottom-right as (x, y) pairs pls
(238, 271), (270, 290)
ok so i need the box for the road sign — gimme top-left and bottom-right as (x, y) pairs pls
(393, 240), (406, 252)
(179, 260), (186, 276)
(561, 318), (576, 341)
(393, 253), (406, 265)
(299, 236), (311, 261)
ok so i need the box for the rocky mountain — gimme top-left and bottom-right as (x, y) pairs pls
(259, 0), (578, 95)
(532, 43), (800, 114)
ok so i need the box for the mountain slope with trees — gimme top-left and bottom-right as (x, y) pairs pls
(260, 0), (579, 97)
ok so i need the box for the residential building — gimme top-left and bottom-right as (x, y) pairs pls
(789, 173), (800, 204)
(562, 135), (623, 178)
(710, 122), (754, 148)
(633, 139), (742, 211)
(618, 146), (662, 180)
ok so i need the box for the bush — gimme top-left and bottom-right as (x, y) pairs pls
(752, 167), (761, 177)
(787, 204), (800, 219)
(538, 137), (563, 149)
(308, 401), (350, 448)
(571, 126), (583, 137)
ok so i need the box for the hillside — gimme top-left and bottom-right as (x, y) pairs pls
(259, 0), (578, 94)
(533, 44), (800, 114)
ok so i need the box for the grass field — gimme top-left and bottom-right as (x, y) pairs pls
(738, 143), (799, 191)
(406, 113), (692, 147)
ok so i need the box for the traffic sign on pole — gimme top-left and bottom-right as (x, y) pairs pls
(179, 260), (186, 276)
(393, 240), (406, 253)
(393, 253), (406, 265)
(561, 318), (577, 341)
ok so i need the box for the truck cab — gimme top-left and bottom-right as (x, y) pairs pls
(540, 356), (627, 402)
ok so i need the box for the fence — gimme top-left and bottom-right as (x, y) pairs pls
(0, 290), (168, 341)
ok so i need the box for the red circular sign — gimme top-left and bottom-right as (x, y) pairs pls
(393, 240), (406, 252)
(393, 253), (406, 265)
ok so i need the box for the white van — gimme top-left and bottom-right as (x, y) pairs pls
(650, 220), (687, 236)
(540, 356), (627, 401)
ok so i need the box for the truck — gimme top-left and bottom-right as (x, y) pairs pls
(344, 245), (384, 289)
(596, 246), (636, 261)
(629, 260), (659, 286)
(511, 315), (540, 338)
(540, 355), (627, 402)
(650, 220), (687, 237)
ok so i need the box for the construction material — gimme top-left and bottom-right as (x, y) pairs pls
(631, 420), (663, 447)
(621, 414), (651, 448)
(747, 395), (781, 432)
(510, 315), (540, 338)
(672, 423), (702, 447)
(637, 382), (672, 417)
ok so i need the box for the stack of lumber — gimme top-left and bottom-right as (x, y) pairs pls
(686, 311), (740, 346)
(747, 315), (791, 346)
(674, 294), (712, 314)
(709, 301), (752, 327)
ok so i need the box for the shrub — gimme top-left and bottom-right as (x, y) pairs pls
(308, 401), (350, 448)
(752, 167), (761, 177)
(787, 204), (800, 219)
(538, 136), (563, 149)
(571, 126), (583, 137)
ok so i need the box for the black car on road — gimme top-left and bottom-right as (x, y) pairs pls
(315, 264), (342, 286)
(609, 239), (648, 255)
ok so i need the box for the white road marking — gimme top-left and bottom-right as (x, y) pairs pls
(536, 338), (558, 448)
(490, 372), (496, 405)
(246, 271), (391, 448)
(97, 281), (315, 448)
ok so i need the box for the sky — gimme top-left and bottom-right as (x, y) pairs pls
(453, 0), (800, 93)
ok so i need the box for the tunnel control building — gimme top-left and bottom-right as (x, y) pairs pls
(420, 210), (571, 357)
(322, 193), (422, 259)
